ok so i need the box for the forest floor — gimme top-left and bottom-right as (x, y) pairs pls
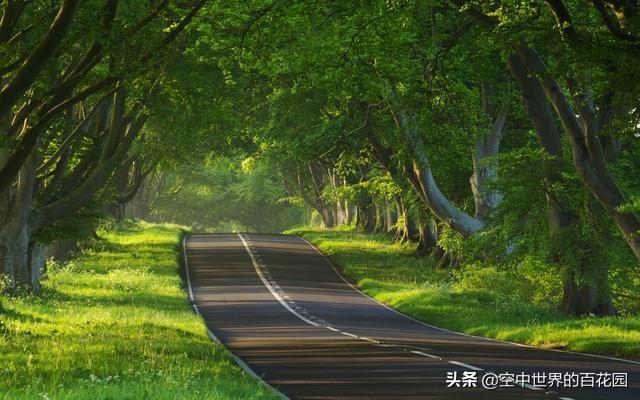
(287, 227), (640, 360)
(0, 222), (277, 400)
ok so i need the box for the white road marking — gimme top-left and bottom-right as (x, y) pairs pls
(448, 360), (484, 371)
(195, 234), (585, 400)
(238, 233), (319, 327)
(298, 235), (640, 368)
(182, 236), (196, 303)
(182, 235), (288, 400)
(410, 350), (441, 360)
(236, 234), (482, 367)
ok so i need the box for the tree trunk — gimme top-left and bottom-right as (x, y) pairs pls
(384, 202), (393, 233)
(0, 153), (39, 291)
(27, 242), (45, 289)
(336, 199), (345, 225)
(517, 43), (640, 260)
(368, 104), (484, 238)
(395, 200), (418, 243)
(470, 84), (508, 220)
(416, 219), (437, 255)
(561, 266), (615, 316)
(394, 199), (408, 242)
(407, 210), (419, 242)
(374, 203), (384, 233)
(341, 200), (350, 225)
(397, 109), (485, 237)
(363, 204), (376, 232)
(433, 223), (445, 258)
(0, 222), (44, 292)
(0, 225), (27, 290)
(320, 206), (335, 228)
(508, 52), (615, 316)
(0, 0), (81, 118)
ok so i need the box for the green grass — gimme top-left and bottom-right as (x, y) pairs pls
(286, 227), (640, 360)
(0, 221), (278, 400)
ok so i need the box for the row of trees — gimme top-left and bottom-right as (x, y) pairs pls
(198, 0), (639, 316)
(121, 156), (308, 232)
(2, 1), (638, 318)
(0, 0), (217, 291)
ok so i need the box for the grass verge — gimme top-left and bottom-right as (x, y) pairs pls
(286, 227), (640, 360)
(0, 221), (278, 400)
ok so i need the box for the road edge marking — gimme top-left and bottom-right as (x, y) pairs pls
(296, 235), (640, 367)
(448, 360), (484, 371)
(239, 235), (493, 372)
(238, 233), (320, 327)
(182, 235), (289, 400)
(235, 233), (582, 400)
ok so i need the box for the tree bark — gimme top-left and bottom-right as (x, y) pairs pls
(416, 218), (437, 255)
(384, 201), (394, 233)
(398, 109), (485, 237)
(374, 202), (384, 232)
(470, 83), (508, 220)
(561, 259), (615, 316)
(516, 43), (640, 260)
(297, 168), (334, 228)
(508, 52), (616, 315)
(0, 154), (39, 291)
(0, 0), (80, 118)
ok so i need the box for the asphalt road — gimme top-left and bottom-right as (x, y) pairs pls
(184, 233), (640, 400)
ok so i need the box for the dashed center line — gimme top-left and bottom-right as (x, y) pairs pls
(448, 360), (484, 371)
(238, 233), (575, 400)
(410, 350), (441, 360)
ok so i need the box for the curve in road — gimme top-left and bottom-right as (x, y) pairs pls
(184, 233), (640, 400)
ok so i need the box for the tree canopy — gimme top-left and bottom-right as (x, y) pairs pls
(1, 0), (639, 316)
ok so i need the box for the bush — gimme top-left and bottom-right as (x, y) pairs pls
(454, 257), (562, 309)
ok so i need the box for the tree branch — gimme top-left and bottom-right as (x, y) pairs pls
(139, 0), (208, 65)
(592, 0), (638, 42)
(0, 0), (80, 118)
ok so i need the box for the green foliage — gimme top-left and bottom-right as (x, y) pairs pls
(5, 0), (639, 340)
(455, 257), (562, 308)
(150, 156), (308, 232)
(33, 201), (106, 245)
(0, 222), (277, 399)
(291, 227), (640, 358)
(458, 141), (639, 313)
